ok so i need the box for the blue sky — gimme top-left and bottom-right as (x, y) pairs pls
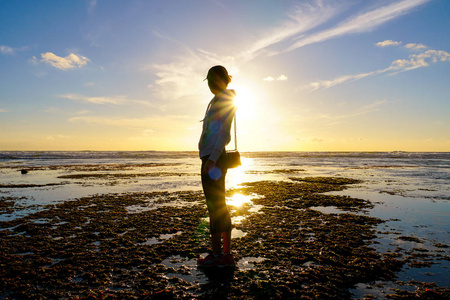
(1, 0), (449, 151)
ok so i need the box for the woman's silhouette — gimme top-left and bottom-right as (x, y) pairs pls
(198, 65), (236, 267)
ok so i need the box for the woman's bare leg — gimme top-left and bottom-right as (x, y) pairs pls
(222, 230), (231, 254)
(211, 232), (222, 255)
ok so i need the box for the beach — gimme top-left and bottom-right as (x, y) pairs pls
(0, 151), (449, 299)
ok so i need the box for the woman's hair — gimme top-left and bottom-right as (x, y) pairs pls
(206, 65), (231, 85)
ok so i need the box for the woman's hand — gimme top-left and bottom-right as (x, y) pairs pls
(202, 159), (216, 174)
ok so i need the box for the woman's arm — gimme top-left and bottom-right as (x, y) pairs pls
(208, 92), (236, 163)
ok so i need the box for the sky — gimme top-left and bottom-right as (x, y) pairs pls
(0, 0), (449, 152)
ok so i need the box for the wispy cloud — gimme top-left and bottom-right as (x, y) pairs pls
(0, 108), (8, 112)
(44, 106), (91, 115)
(263, 75), (288, 82)
(88, 0), (98, 14)
(59, 93), (154, 107)
(240, 1), (342, 61)
(376, 40), (402, 47)
(232, 0), (429, 59)
(305, 43), (449, 91)
(40, 52), (90, 70)
(0, 45), (28, 55)
(60, 94), (124, 105)
(147, 32), (236, 101)
(241, 0), (430, 60)
(149, 0), (430, 101)
(68, 115), (190, 129)
(351, 99), (387, 117)
(389, 49), (450, 72)
(306, 70), (382, 91)
(46, 135), (69, 141)
(405, 43), (427, 51)
(150, 60), (206, 101)
(148, 0), (340, 97)
(0, 45), (15, 55)
(283, 0), (430, 53)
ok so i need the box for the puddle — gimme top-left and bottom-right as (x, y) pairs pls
(351, 280), (415, 299)
(48, 258), (65, 266)
(227, 193), (265, 228)
(227, 193), (264, 209)
(249, 204), (264, 213)
(126, 201), (199, 214)
(231, 229), (246, 239)
(160, 231), (183, 240)
(141, 237), (160, 245)
(0, 224), (21, 231)
(31, 218), (51, 224)
(139, 231), (183, 245)
(237, 256), (266, 271)
(161, 255), (207, 284)
(309, 206), (346, 214)
(231, 216), (246, 224)
(227, 194), (253, 207)
(125, 204), (156, 214)
(14, 252), (34, 256)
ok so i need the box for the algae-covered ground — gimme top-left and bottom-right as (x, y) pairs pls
(0, 177), (448, 299)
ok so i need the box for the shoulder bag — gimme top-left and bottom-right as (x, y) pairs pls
(224, 112), (241, 169)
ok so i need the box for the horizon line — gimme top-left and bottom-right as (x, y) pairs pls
(1, 150), (449, 153)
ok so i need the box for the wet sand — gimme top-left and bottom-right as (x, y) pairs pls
(1, 174), (448, 299)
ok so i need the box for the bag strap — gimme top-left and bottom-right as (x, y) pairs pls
(232, 111), (237, 151)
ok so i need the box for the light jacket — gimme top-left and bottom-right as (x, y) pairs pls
(198, 89), (236, 162)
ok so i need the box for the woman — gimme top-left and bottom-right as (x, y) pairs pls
(197, 65), (236, 267)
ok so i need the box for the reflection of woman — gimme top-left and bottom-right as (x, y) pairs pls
(197, 66), (236, 267)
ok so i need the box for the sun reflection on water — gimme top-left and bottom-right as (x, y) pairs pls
(227, 193), (252, 207)
(226, 157), (254, 188)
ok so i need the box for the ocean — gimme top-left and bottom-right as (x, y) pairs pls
(1, 151), (449, 204)
(1, 151), (449, 298)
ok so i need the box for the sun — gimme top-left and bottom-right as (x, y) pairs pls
(227, 78), (265, 150)
(233, 86), (255, 119)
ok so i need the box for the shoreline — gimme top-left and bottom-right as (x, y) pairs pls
(1, 175), (448, 299)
